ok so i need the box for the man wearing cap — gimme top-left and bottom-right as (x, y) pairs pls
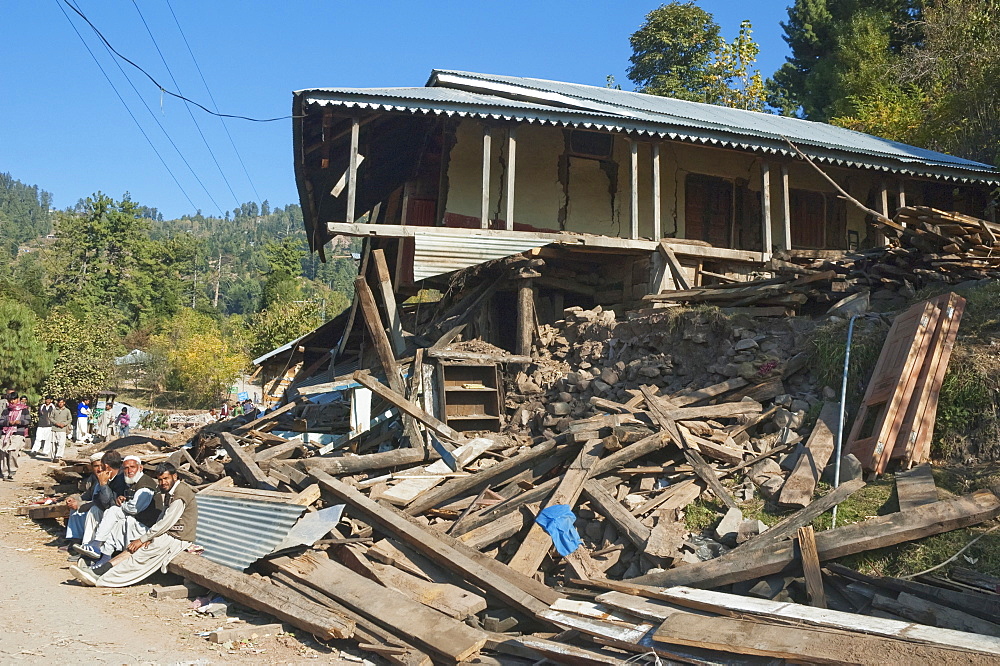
(63, 452), (106, 549)
(31, 395), (56, 457)
(73, 455), (159, 569)
(72, 462), (197, 586)
(49, 398), (72, 463)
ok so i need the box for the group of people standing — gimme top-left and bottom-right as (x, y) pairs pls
(0, 392), (132, 482)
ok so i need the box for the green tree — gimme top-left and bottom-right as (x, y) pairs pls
(38, 307), (124, 399)
(244, 300), (323, 361)
(0, 298), (53, 396)
(260, 236), (306, 309)
(151, 310), (246, 407)
(627, 3), (766, 110)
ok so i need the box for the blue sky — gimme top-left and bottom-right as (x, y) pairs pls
(2, 1), (792, 219)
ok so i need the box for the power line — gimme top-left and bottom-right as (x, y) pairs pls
(54, 0), (198, 212)
(164, 0), (264, 208)
(60, 0), (296, 123)
(68, 0), (225, 216)
(130, 0), (242, 208)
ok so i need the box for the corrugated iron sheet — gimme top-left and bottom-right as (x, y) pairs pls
(412, 231), (548, 281)
(297, 70), (999, 184)
(195, 493), (306, 571)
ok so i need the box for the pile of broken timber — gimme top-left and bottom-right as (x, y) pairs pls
(642, 269), (838, 316)
(847, 292), (965, 473)
(890, 205), (1000, 260)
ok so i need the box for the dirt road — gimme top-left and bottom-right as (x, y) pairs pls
(0, 452), (359, 665)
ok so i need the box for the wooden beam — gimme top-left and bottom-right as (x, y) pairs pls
(302, 447), (435, 475)
(780, 164), (792, 251)
(583, 479), (650, 551)
(507, 439), (604, 575)
(631, 488), (1000, 589)
(761, 160), (772, 256)
(354, 277), (404, 395)
(220, 433), (277, 490)
(310, 470), (558, 617)
(657, 241), (690, 291)
(505, 126), (516, 230)
(778, 401), (839, 509)
(276, 553), (486, 662)
(652, 142), (661, 240)
(425, 348), (531, 365)
(481, 124), (491, 229)
(629, 139), (639, 240)
(234, 399), (299, 434)
(168, 551), (354, 640)
(353, 371), (466, 444)
(516, 279), (534, 357)
(797, 526), (827, 608)
(346, 116), (359, 225)
(898, 179), (907, 226)
(371, 249), (406, 357)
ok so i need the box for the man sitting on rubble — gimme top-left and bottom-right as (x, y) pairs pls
(72, 455), (159, 569)
(71, 462), (198, 586)
(62, 452), (106, 552)
(70, 450), (128, 560)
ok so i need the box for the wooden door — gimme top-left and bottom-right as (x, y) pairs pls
(847, 299), (940, 473)
(685, 174), (732, 248)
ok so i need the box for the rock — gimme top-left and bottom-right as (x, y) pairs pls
(773, 394), (793, 407)
(723, 363), (741, 378)
(734, 338), (759, 351)
(758, 475), (785, 498)
(773, 408), (794, 428)
(638, 365), (660, 378)
(822, 385), (837, 400)
(547, 402), (572, 416)
(715, 507), (744, 544)
(790, 409), (806, 430)
(564, 372), (580, 385)
(557, 391), (573, 403)
(790, 399), (810, 413)
(736, 519), (768, 544)
(599, 368), (620, 386)
(751, 458), (782, 479)
(823, 453), (864, 483)
(591, 379), (612, 395)
(518, 378), (541, 394)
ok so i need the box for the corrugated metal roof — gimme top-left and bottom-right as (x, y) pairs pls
(195, 493), (306, 571)
(412, 232), (549, 281)
(295, 70), (1000, 184)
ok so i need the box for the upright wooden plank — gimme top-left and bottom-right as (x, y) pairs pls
(895, 464), (938, 511)
(310, 470), (557, 617)
(652, 142), (662, 240)
(480, 125), (491, 229)
(354, 277), (404, 395)
(630, 488), (1000, 589)
(220, 433), (277, 490)
(168, 551), (354, 640)
(370, 249), (406, 357)
(516, 279), (534, 357)
(507, 439), (604, 575)
(797, 526), (827, 608)
(505, 126), (516, 230)
(847, 299), (939, 473)
(893, 293), (965, 466)
(629, 139), (639, 240)
(657, 241), (690, 291)
(780, 165), (792, 251)
(353, 371), (465, 444)
(346, 116), (360, 225)
(778, 401), (839, 508)
(277, 553), (486, 662)
(760, 161), (772, 256)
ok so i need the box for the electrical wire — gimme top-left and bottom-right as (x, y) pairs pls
(60, 0), (296, 123)
(130, 0), (241, 208)
(55, 0), (198, 212)
(164, 0), (264, 207)
(68, 0), (224, 216)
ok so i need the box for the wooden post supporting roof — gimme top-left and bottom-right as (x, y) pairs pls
(760, 161), (773, 256)
(346, 116), (360, 225)
(481, 125), (491, 229)
(371, 249), (406, 357)
(780, 165), (792, 251)
(630, 139), (639, 240)
(505, 126), (516, 231)
(652, 143), (662, 240)
(898, 180), (907, 228)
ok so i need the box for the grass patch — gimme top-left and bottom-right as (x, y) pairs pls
(684, 499), (725, 532)
(809, 316), (889, 417)
(836, 522), (1000, 578)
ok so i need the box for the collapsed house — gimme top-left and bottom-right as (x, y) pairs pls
(24, 72), (1000, 662)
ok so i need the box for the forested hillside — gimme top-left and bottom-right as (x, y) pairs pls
(0, 177), (358, 407)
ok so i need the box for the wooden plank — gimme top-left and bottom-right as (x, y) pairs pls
(657, 585), (1000, 655)
(355, 278), (404, 395)
(650, 606), (990, 664)
(950, 566), (1000, 593)
(872, 592), (1000, 637)
(780, 164), (791, 251)
(894, 293), (965, 465)
(406, 439), (557, 515)
(896, 464), (939, 511)
(18, 503), (71, 519)
(457, 508), (527, 550)
(761, 160), (772, 255)
(346, 116), (359, 224)
(739, 478), (866, 553)
(629, 139), (639, 240)
(235, 399), (299, 434)
(507, 439), (604, 575)
(480, 124), (491, 229)
(505, 126), (516, 230)
(254, 440), (304, 463)
(495, 634), (627, 665)
(277, 553), (486, 662)
(848, 299), (939, 473)
(310, 470), (558, 617)
(209, 623), (285, 644)
(657, 241), (690, 290)
(220, 432), (277, 490)
(369, 559), (488, 619)
(168, 551), (354, 640)
(797, 526), (827, 608)
(302, 447), (435, 475)
(651, 142), (661, 241)
(425, 347), (531, 365)
(353, 371), (466, 444)
(630, 488), (1000, 589)
(583, 479), (650, 551)
(778, 401), (839, 509)
(371, 249), (406, 357)
(516, 279), (534, 357)
(670, 377), (748, 407)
